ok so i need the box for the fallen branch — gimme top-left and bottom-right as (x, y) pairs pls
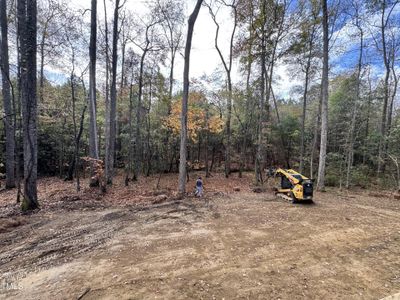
(77, 287), (91, 300)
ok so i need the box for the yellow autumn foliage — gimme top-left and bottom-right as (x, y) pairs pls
(164, 92), (224, 142)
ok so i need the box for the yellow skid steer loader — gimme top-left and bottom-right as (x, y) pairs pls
(275, 168), (314, 203)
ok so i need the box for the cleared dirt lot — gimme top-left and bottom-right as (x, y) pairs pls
(1, 175), (400, 299)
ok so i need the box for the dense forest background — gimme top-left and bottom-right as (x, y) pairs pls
(1, 0), (400, 210)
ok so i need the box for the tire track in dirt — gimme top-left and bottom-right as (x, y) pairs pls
(0, 210), (131, 292)
(0, 198), (214, 299)
(1, 191), (400, 299)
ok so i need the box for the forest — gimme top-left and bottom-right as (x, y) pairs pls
(1, 0), (400, 208)
(1, 0), (400, 299)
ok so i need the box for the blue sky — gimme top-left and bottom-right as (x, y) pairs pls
(41, 0), (400, 100)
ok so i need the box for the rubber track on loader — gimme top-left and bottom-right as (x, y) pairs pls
(276, 193), (292, 202)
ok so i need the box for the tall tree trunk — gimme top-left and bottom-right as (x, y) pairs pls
(146, 71), (153, 176)
(59, 116), (66, 178)
(66, 67), (77, 182)
(1, 0), (16, 188)
(208, 2), (237, 178)
(116, 37), (127, 163)
(163, 24), (178, 173)
(18, 0), (38, 210)
(317, 0), (329, 191)
(120, 39), (126, 93)
(66, 50), (87, 187)
(377, 1), (392, 175)
(240, 11), (254, 178)
(299, 63), (310, 174)
(263, 2), (285, 170)
(178, 0), (203, 194)
(299, 27), (315, 174)
(134, 49), (147, 180)
(210, 145), (216, 172)
(345, 21), (363, 189)
(125, 72), (134, 186)
(387, 62), (398, 136)
(310, 94), (321, 179)
(377, 63), (390, 175)
(105, 0), (119, 184)
(255, 0), (267, 185)
(168, 54), (175, 105)
(39, 26), (46, 105)
(89, 0), (99, 186)
(363, 70), (372, 164)
(74, 105), (86, 191)
(205, 102), (210, 178)
(384, 42), (398, 172)
(15, 11), (22, 202)
(103, 0), (110, 175)
(239, 69), (250, 178)
(225, 79), (232, 178)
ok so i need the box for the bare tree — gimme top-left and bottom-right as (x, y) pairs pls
(237, 1), (254, 178)
(387, 34), (398, 135)
(105, 0), (124, 184)
(178, 0), (203, 194)
(252, 0), (288, 184)
(124, 50), (140, 185)
(37, 0), (66, 104)
(295, 1), (319, 174)
(1, 0), (16, 188)
(130, 12), (164, 180)
(234, 0), (258, 178)
(18, 0), (38, 209)
(157, 0), (184, 106)
(375, 0), (399, 174)
(102, 0), (110, 159)
(265, 0), (290, 169)
(64, 24), (88, 191)
(317, 0), (329, 190)
(345, 0), (365, 188)
(255, 0), (268, 185)
(89, 0), (100, 186)
(157, 0), (184, 172)
(207, 0), (238, 178)
(385, 25), (399, 175)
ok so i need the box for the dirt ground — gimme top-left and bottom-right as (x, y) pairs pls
(1, 173), (400, 299)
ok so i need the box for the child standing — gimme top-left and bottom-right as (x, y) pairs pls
(195, 177), (203, 197)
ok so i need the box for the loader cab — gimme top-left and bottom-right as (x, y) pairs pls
(280, 173), (302, 189)
(281, 176), (293, 189)
(292, 174), (303, 183)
